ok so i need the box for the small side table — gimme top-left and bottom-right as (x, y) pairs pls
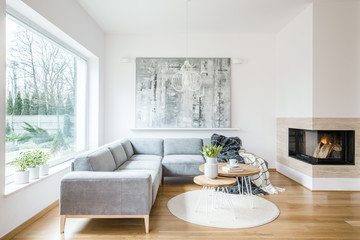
(199, 163), (260, 208)
(193, 175), (237, 219)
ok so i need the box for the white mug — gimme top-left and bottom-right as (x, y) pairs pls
(229, 159), (237, 166)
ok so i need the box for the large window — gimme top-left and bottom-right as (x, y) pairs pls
(5, 15), (87, 183)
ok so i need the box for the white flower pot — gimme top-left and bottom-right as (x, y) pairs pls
(206, 157), (217, 164)
(14, 170), (29, 184)
(205, 157), (218, 179)
(40, 164), (50, 176)
(29, 167), (40, 180)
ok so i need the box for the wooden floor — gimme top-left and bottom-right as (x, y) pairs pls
(10, 172), (360, 240)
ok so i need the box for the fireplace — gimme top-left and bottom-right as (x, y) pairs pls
(288, 128), (355, 165)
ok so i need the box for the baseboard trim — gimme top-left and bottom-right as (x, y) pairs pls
(276, 162), (360, 191)
(276, 162), (313, 189)
(311, 177), (360, 191)
(276, 170), (313, 191)
(1, 200), (59, 240)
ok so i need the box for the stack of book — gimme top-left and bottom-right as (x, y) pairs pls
(222, 165), (243, 173)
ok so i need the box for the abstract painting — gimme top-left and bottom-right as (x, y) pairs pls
(135, 58), (231, 128)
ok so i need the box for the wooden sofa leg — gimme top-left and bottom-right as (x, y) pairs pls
(144, 215), (149, 233)
(60, 215), (66, 233)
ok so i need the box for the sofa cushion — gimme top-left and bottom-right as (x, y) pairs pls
(88, 148), (117, 171)
(129, 138), (164, 156)
(107, 142), (128, 168)
(162, 155), (205, 176)
(115, 169), (161, 205)
(128, 154), (162, 162)
(164, 138), (203, 155)
(73, 148), (116, 171)
(119, 139), (134, 159)
(117, 160), (162, 173)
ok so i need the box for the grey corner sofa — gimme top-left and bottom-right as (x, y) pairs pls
(60, 138), (207, 233)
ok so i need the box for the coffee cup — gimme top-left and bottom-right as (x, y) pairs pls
(229, 159), (237, 166)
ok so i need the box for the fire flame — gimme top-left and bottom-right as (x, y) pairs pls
(320, 137), (335, 156)
(314, 135), (338, 158)
(320, 137), (332, 145)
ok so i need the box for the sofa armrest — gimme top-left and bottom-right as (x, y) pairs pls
(60, 171), (152, 215)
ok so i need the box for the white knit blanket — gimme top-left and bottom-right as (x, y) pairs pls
(239, 150), (285, 194)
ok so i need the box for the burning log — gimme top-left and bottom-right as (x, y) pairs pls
(313, 142), (322, 158)
(333, 144), (342, 152)
(317, 144), (333, 158)
(313, 137), (335, 158)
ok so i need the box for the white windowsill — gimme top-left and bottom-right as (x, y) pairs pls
(131, 128), (240, 131)
(4, 161), (72, 197)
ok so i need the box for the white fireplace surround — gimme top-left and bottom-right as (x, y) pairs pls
(276, 118), (360, 191)
(277, 162), (360, 191)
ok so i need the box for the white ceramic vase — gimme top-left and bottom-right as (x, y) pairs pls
(29, 166), (40, 180)
(204, 157), (218, 179)
(14, 170), (30, 184)
(40, 164), (49, 176)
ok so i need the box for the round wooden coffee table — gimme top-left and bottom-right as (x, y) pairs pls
(193, 175), (237, 219)
(199, 162), (260, 208)
(199, 162), (260, 177)
(194, 175), (236, 187)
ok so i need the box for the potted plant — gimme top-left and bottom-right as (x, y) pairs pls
(35, 149), (50, 176)
(11, 152), (30, 184)
(27, 150), (41, 180)
(200, 144), (223, 179)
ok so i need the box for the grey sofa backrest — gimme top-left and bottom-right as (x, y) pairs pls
(129, 138), (164, 156)
(119, 139), (134, 159)
(203, 138), (211, 147)
(164, 138), (203, 155)
(73, 147), (117, 171)
(107, 142), (128, 168)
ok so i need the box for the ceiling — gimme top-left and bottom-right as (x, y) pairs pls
(76, 0), (312, 34)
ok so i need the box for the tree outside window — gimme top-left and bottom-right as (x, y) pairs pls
(5, 16), (87, 181)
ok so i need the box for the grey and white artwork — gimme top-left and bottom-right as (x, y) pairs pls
(135, 58), (231, 128)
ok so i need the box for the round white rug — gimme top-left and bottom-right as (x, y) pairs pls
(167, 190), (280, 228)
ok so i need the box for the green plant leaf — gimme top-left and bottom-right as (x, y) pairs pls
(199, 144), (223, 158)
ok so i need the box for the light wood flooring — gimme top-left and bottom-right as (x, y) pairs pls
(9, 172), (360, 240)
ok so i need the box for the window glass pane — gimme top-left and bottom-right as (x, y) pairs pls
(5, 15), (87, 181)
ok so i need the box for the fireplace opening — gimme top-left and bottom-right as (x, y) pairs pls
(288, 128), (355, 165)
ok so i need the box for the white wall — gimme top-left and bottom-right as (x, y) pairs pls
(276, 4), (313, 117)
(276, 0), (360, 118)
(104, 33), (277, 167)
(0, 0), (105, 237)
(313, 0), (360, 118)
